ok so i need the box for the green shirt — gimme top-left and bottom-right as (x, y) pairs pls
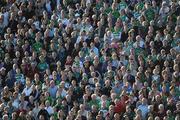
(118, 1), (127, 10)
(105, 8), (112, 15)
(112, 10), (120, 19)
(99, 100), (110, 110)
(89, 99), (100, 109)
(46, 96), (53, 105)
(135, 2), (144, 11)
(96, 1), (103, 10)
(15, 74), (25, 84)
(144, 8), (155, 22)
(120, 15), (128, 22)
(32, 42), (42, 53)
(135, 47), (145, 58)
(37, 62), (48, 72)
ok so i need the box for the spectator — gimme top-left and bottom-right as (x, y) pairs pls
(0, 0), (179, 120)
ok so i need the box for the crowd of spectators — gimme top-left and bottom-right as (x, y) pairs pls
(0, 0), (180, 120)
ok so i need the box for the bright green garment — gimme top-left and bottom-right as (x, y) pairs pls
(135, 48), (145, 58)
(168, 116), (175, 120)
(46, 96), (53, 105)
(53, 112), (58, 120)
(113, 30), (122, 40)
(135, 2), (144, 11)
(144, 8), (155, 22)
(171, 39), (180, 47)
(89, 99), (100, 109)
(81, 48), (90, 56)
(118, 1), (127, 10)
(32, 42), (42, 53)
(96, 1), (103, 10)
(37, 62), (48, 72)
(15, 74), (25, 84)
(124, 41), (134, 55)
(120, 15), (128, 22)
(73, 72), (81, 80)
(140, 74), (146, 83)
(100, 56), (105, 63)
(105, 8), (112, 15)
(112, 10), (120, 19)
(175, 87), (180, 98)
(55, 79), (60, 85)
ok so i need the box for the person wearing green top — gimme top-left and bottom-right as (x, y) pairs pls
(111, 3), (120, 20)
(135, 0), (144, 12)
(99, 95), (110, 110)
(81, 42), (90, 56)
(32, 39), (43, 53)
(166, 110), (175, 120)
(88, 94), (101, 110)
(120, 9), (129, 22)
(118, 0), (127, 10)
(112, 26), (122, 41)
(96, 0), (103, 10)
(15, 68), (25, 85)
(104, 2), (112, 15)
(144, 2), (155, 22)
(37, 55), (49, 72)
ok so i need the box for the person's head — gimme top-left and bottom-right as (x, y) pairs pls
(91, 105), (97, 112)
(148, 116), (154, 120)
(141, 98), (147, 105)
(176, 102), (180, 110)
(154, 116), (160, 120)
(39, 115), (45, 120)
(135, 108), (142, 116)
(12, 112), (17, 120)
(114, 113), (120, 120)
(25, 78), (31, 87)
(80, 104), (85, 111)
(158, 104), (164, 112)
(29, 95), (34, 102)
(0, 67), (6, 74)
(134, 114), (141, 120)
(126, 105), (131, 113)
(50, 80), (55, 87)
(2, 114), (8, 120)
(108, 105), (114, 114)
(58, 110), (64, 118)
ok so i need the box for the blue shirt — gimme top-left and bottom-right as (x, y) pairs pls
(138, 104), (149, 120)
(48, 86), (58, 99)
